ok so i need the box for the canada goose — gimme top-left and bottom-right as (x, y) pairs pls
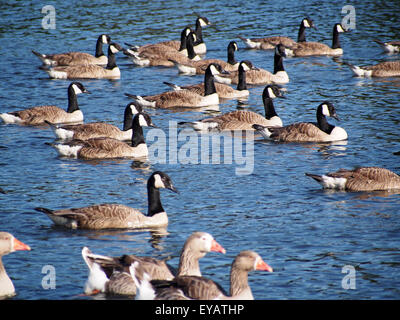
(305, 167), (400, 192)
(0, 232), (31, 298)
(239, 17), (316, 50)
(179, 84), (284, 132)
(124, 26), (192, 57)
(164, 58), (251, 100)
(124, 32), (201, 67)
(34, 171), (178, 229)
(214, 45), (289, 85)
(345, 60), (400, 77)
(252, 101), (348, 142)
(174, 41), (239, 74)
(193, 16), (211, 55)
(32, 34), (111, 66)
(44, 42), (123, 79)
(374, 39), (400, 53)
(131, 250), (273, 300)
(82, 232), (225, 295)
(286, 23), (348, 57)
(0, 82), (89, 125)
(125, 63), (226, 109)
(49, 113), (155, 159)
(47, 102), (142, 141)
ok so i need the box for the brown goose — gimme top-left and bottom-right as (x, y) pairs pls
(0, 82), (89, 125)
(179, 84), (284, 132)
(131, 250), (272, 300)
(175, 41), (239, 74)
(34, 171), (178, 229)
(32, 34), (111, 66)
(305, 167), (400, 192)
(44, 43), (123, 79)
(82, 232), (226, 295)
(49, 113), (155, 159)
(252, 101), (348, 142)
(47, 102), (142, 141)
(239, 17), (316, 50)
(0, 232), (31, 298)
(346, 60), (400, 77)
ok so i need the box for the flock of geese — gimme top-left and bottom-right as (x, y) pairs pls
(1, 14), (400, 300)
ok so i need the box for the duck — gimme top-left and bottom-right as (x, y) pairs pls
(174, 41), (239, 74)
(43, 42), (123, 79)
(179, 84), (284, 132)
(131, 250), (273, 300)
(214, 44), (289, 85)
(48, 113), (155, 159)
(305, 167), (400, 192)
(34, 171), (178, 229)
(46, 102), (142, 141)
(81, 232), (226, 296)
(124, 31), (201, 67)
(286, 23), (348, 57)
(374, 39), (400, 54)
(0, 232), (31, 298)
(252, 101), (348, 142)
(238, 17), (316, 50)
(164, 58), (251, 100)
(345, 60), (400, 77)
(32, 34), (111, 66)
(192, 16), (211, 55)
(125, 63), (226, 109)
(0, 82), (89, 125)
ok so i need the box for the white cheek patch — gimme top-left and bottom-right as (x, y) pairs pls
(153, 174), (165, 189)
(110, 45), (119, 54)
(322, 104), (330, 116)
(102, 35), (108, 44)
(72, 84), (83, 94)
(234, 43), (238, 51)
(242, 63), (251, 71)
(303, 19), (310, 28)
(268, 87), (276, 98)
(337, 24), (345, 32)
(130, 104), (139, 115)
(210, 65), (219, 75)
(138, 114), (149, 127)
(200, 18), (208, 27)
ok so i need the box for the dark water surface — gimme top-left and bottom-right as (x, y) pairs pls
(1, 0), (399, 300)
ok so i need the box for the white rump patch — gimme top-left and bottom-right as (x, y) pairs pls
(0, 113), (23, 124)
(54, 127), (75, 140)
(177, 63), (196, 74)
(54, 144), (82, 157)
(84, 263), (109, 295)
(320, 175), (347, 189)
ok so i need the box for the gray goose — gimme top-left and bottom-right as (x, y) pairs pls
(32, 34), (111, 66)
(305, 167), (400, 192)
(47, 102), (142, 141)
(0, 82), (89, 125)
(82, 232), (226, 296)
(0, 232), (31, 298)
(34, 171), (178, 229)
(131, 250), (272, 300)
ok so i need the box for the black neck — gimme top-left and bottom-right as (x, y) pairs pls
(95, 36), (105, 58)
(122, 107), (134, 131)
(227, 46), (237, 65)
(195, 21), (203, 44)
(186, 35), (197, 60)
(263, 98), (278, 119)
(297, 22), (307, 42)
(179, 31), (188, 51)
(204, 69), (216, 96)
(130, 115), (145, 147)
(317, 107), (335, 134)
(147, 183), (164, 216)
(273, 52), (285, 74)
(236, 65), (247, 91)
(332, 27), (341, 49)
(67, 87), (79, 113)
(106, 47), (117, 70)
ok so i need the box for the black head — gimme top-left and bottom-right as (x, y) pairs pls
(334, 23), (347, 33)
(148, 171), (178, 193)
(126, 101), (142, 116)
(134, 112), (156, 128)
(206, 63), (228, 75)
(69, 82), (90, 95)
(108, 42), (123, 54)
(319, 101), (339, 120)
(263, 85), (285, 99)
(228, 41), (238, 52)
(239, 60), (255, 71)
(196, 16), (210, 27)
(275, 44), (287, 58)
(302, 17), (316, 29)
(99, 34), (111, 44)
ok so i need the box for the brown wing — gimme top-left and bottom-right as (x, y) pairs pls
(52, 65), (109, 78)
(370, 61), (400, 77)
(148, 90), (202, 109)
(293, 42), (332, 55)
(204, 110), (266, 130)
(49, 52), (100, 66)
(11, 105), (67, 125)
(270, 122), (330, 142)
(63, 123), (122, 139)
(253, 36), (296, 49)
(76, 137), (134, 158)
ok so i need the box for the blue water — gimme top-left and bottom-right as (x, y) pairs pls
(1, 0), (400, 300)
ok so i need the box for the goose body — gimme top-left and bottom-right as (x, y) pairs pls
(287, 23), (347, 57)
(180, 84), (283, 132)
(44, 43), (122, 79)
(50, 113), (154, 159)
(253, 101), (348, 142)
(0, 232), (31, 298)
(131, 250), (272, 300)
(305, 167), (400, 192)
(374, 39), (400, 53)
(48, 102), (141, 141)
(175, 41), (239, 74)
(239, 18), (315, 50)
(82, 232), (225, 296)
(32, 34), (110, 66)
(35, 171), (178, 229)
(214, 45), (289, 85)
(126, 63), (225, 109)
(346, 60), (400, 77)
(0, 82), (88, 125)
